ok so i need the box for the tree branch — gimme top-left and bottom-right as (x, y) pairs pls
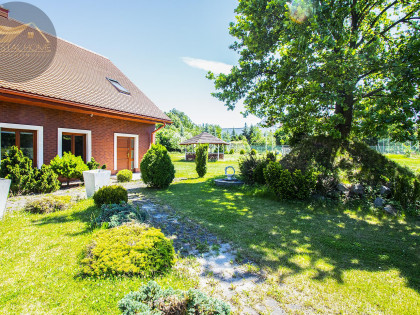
(362, 87), (385, 98)
(358, 9), (418, 49)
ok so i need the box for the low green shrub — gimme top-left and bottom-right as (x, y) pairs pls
(250, 149), (257, 156)
(50, 152), (89, 185)
(101, 164), (107, 170)
(264, 162), (316, 200)
(24, 195), (71, 214)
(117, 169), (133, 182)
(81, 224), (175, 277)
(229, 148), (234, 154)
(93, 185), (128, 207)
(253, 159), (269, 185)
(239, 154), (269, 185)
(195, 144), (208, 178)
(93, 203), (147, 228)
(0, 146), (60, 195)
(118, 281), (231, 315)
(240, 149), (245, 155)
(140, 144), (175, 188)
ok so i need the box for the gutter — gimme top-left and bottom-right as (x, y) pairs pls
(151, 123), (166, 144)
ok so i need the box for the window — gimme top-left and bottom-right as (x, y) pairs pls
(0, 128), (37, 164)
(62, 133), (86, 161)
(107, 77), (130, 95)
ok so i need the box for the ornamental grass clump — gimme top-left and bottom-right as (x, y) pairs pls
(195, 144), (208, 178)
(24, 195), (71, 214)
(81, 224), (175, 277)
(140, 144), (175, 188)
(118, 281), (231, 315)
(93, 185), (128, 207)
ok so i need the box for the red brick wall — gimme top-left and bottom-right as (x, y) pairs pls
(0, 101), (155, 174)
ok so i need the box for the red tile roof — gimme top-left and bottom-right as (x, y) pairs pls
(0, 16), (171, 123)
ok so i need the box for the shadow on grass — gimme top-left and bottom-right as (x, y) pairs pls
(31, 204), (99, 236)
(141, 178), (420, 294)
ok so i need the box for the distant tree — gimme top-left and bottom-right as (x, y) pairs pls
(242, 123), (249, 141)
(231, 128), (237, 140)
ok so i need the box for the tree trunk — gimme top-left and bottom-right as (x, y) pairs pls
(335, 94), (354, 139)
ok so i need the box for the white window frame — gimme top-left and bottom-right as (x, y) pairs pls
(114, 133), (139, 171)
(58, 128), (92, 162)
(0, 123), (43, 168)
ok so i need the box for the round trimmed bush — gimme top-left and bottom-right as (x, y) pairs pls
(93, 185), (128, 207)
(117, 169), (133, 182)
(229, 148), (234, 154)
(240, 149), (245, 155)
(250, 149), (257, 156)
(140, 144), (175, 188)
(81, 224), (175, 277)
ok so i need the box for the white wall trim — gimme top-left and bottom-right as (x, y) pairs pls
(114, 133), (139, 171)
(0, 123), (43, 168)
(57, 128), (92, 161)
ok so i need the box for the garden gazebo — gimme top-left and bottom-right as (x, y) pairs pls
(179, 132), (229, 161)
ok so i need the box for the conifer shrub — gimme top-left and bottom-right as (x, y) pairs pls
(229, 148), (234, 154)
(140, 144), (175, 188)
(240, 149), (245, 155)
(118, 281), (231, 315)
(24, 195), (71, 214)
(266, 151), (276, 162)
(117, 169), (133, 182)
(81, 224), (175, 277)
(93, 203), (147, 228)
(264, 162), (316, 200)
(93, 185), (128, 207)
(33, 165), (61, 193)
(86, 157), (100, 170)
(50, 152), (88, 185)
(195, 144), (208, 178)
(0, 146), (60, 195)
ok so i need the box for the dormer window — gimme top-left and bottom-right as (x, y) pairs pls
(107, 78), (130, 95)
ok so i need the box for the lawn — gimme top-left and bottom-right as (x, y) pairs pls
(141, 152), (420, 314)
(387, 154), (420, 173)
(0, 199), (195, 314)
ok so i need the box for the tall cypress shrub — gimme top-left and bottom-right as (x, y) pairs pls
(195, 144), (208, 178)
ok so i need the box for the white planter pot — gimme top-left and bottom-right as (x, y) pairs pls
(83, 170), (111, 198)
(0, 178), (11, 220)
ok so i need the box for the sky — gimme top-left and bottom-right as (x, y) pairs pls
(4, 0), (262, 128)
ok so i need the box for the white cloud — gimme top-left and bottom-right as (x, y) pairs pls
(181, 57), (233, 75)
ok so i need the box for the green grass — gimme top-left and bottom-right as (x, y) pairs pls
(0, 199), (195, 314)
(387, 154), (420, 173)
(141, 153), (420, 314)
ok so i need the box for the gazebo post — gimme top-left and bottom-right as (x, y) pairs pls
(217, 144), (220, 161)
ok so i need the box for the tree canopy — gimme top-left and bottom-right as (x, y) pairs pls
(209, 0), (420, 142)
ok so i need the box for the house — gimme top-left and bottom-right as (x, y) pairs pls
(0, 7), (171, 174)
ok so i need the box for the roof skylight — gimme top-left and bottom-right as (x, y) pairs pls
(107, 78), (130, 95)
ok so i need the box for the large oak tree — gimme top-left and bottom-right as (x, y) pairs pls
(209, 0), (420, 142)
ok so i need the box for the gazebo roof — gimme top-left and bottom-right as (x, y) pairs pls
(179, 132), (230, 145)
